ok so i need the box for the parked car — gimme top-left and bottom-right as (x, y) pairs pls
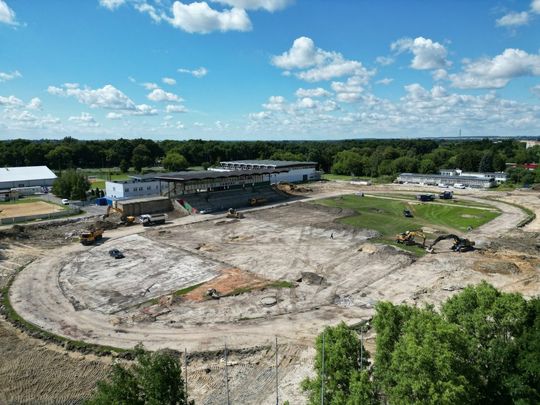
(109, 249), (125, 259)
(453, 183), (466, 189)
(61, 198), (70, 205)
(403, 209), (413, 218)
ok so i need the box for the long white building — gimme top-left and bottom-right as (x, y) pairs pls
(218, 160), (320, 183)
(0, 166), (57, 189)
(105, 178), (163, 200)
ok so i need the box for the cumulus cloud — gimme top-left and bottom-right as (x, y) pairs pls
(99, 0), (125, 10)
(295, 87), (331, 98)
(450, 48), (540, 89)
(27, 97), (42, 110)
(272, 36), (374, 82)
(391, 36), (450, 70)
(178, 67), (208, 78)
(331, 76), (365, 103)
(165, 1), (251, 33)
(142, 82), (159, 90)
(107, 112), (123, 120)
(69, 112), (99, 126)
(376, 78), (393, 85)
(533, 0), (540, 14)
(132, 104), (158, 116)
(147, 88), (182, 102)
(375, 56), (394, 66)
(212, 0), (293, 11)
(0, 0), (17, 25)
(165, 104), (187, 113)
(0, 70), (21, 82)
(496, 11), (530, 27)
(0, 95), (23, 107)
(162, 77), (177, 86)
(134, 2), (162, 22)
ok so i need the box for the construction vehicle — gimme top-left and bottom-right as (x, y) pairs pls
(395, 230), (426, 246)
(226, 208), (243, 219)
(122, 216), (136, 226)
(416, 194), (435, 202)
(139, 213), (167, 226)
(248, 197), (267, 206)
(80, 229), (104, 245)
(426, 234), (475, 253)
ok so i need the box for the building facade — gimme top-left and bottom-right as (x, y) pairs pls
(0, 166), (57, 189)
(398, 173), (495, 188)
(105, 179), (163, 200)
(218, 160), (320, 183)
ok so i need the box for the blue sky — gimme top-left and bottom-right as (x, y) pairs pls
(0, 0), (539, 140)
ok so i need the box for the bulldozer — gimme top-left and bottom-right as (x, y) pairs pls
(426, 234), (475, 253)
(80, 229), (104, 245)
(395, 230), (426, 247)
(226, 208), (243, 219)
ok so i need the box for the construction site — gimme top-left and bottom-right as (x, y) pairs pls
(1, 179), (540, 404)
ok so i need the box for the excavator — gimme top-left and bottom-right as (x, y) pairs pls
(426, 234), (475, 253)
(103, 205), (136, 226)
(395, 230), (426, 247)
(226, 208), (244, 219)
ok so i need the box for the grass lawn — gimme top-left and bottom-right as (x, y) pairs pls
(89, 173), (131, 190)
(372, 193), (497, 209)
(313, 194), (500, 254)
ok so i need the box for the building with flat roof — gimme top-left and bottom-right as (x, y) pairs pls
(398, 173), (495, 188)
(218, 160), (320, 183)
(0, 166), (57, 189)
(105, 178), (164, 200)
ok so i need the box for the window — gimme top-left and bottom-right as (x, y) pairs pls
(147, 186), (151, 190)
(125, 188), (129, 192)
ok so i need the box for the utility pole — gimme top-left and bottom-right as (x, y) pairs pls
(225, 343), (230, 405)
(275, 336), (279, 405)
(321, 332), (325, 405)
(184, 348), (188, 404)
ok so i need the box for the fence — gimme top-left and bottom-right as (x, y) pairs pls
(0, 207), (81, 225)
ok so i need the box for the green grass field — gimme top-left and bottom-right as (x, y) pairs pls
(314, 194), (500, 254)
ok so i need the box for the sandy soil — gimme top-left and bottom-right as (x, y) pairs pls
(0, 201), (63, 218)
(2, 182), (539, 404)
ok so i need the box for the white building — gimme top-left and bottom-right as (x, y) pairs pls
(105, 178), (163, 200)
(218, 160), (320, 183)
(0, 166), (57, 189)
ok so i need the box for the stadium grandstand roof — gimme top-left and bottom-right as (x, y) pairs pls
(0, 166), (56, 182)
(220, 160), (317, 168)
(154, 168), (288, 182)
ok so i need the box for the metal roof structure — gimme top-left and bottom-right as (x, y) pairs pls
(399, 173), (494, 182)
(0, 166), (57, 182)
(155, 167), (288, 183)
(220, 160), (317, 168)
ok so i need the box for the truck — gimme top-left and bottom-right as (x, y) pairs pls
(139, 213), (167, 226)
(248, 197), (267, 206)
(80, 229), (104, 245)
(416, 194), (435, 202)
(439, 191), (453, 199)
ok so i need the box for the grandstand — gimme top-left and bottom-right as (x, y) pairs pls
(155, 168), (290, 213)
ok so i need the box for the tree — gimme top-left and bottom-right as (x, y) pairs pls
(119, 159), (130, 173)
(52, 170), (90, 200)
(163, 152), (189, 172)
(131, 144), (153, 173)
(302, 322), (371, 404)
(478, 152), (494, 173)
(419, 158), (437, 174)
(86, 345), (191, 405)
(332, 150), (367, 176)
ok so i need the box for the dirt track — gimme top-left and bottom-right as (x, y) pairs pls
(2, 183), (539, 404)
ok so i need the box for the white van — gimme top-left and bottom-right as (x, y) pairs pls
(453, 183), (466, 189)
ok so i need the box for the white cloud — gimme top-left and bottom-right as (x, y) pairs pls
(134, 2), (162, 22)
(27, 97), (42, 110)
(376, 78), (393, 85)
(331, 76), (365, 103)
(533, 0), (540, 14)
(178, 67), (208, 78)
(133, 104), (158, 116)
(212, 0), (293, 11)
(0, 0), (17, 25)
(107, 112), (123, 120)
(295, 87), (331, 98)
(0, 70), (21, 82)
(162, 77), (177, 86)
(263, 95), (287, 111)
(391, 36), (450, 70)
(496, 11), (530, 27)
(166, 1), (252, 34)
(143, 82), (159, 90)
(530, 84), (540, 97)
(0, 95), (23, 107)
(48, 83), (138, 110)
(450, 48), (540, 89)
(69, 112), (99, 127)
(375, 56), (394, 66)
(432, 69), (448, 81)
(99, 0), (125, 10)
(297, 97), (316, 109)
(272, 36), (374, 82)
(147, 88), (182, 102)
(165, 104), (187, 113)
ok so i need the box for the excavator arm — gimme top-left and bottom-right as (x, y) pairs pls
(427, 234), (475, 253)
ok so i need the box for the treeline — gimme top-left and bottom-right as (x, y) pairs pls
(303, 282), (540, 404)
(1, 137), (539, 177)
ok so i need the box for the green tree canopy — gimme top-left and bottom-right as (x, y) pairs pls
(163, 152), (189, 172)
(86, 345), (191, 405)
(52, 170), (90, 200)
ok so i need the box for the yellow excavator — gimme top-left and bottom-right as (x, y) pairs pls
(395, 230), (426, 247)
(104, 205), (136, 226)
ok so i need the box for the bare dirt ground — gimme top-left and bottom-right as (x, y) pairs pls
(1, 181), (539, 404)
(0, 201), (63, 218)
